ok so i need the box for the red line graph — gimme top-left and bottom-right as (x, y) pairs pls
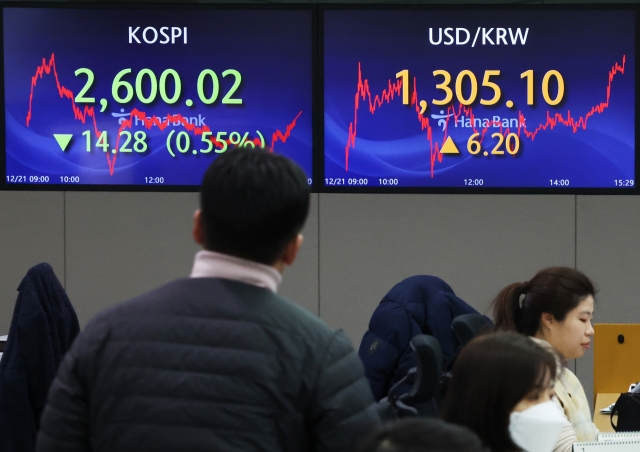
(271, 110), (302, 150)
(345, 56), (626, 176)
(26, 53), (302, 175)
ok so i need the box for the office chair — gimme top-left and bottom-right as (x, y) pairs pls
(436, 313), (494, 404)
(380, 335), (443, 419)
(451, 313), (493, 349)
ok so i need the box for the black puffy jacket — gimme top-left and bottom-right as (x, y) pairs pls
(358, 275), (479, 401)
(0, 263), (79, 452)
(37, 278), (380, 452)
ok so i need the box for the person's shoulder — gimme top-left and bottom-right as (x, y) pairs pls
(558, 365), (580, 385)
(267, 291), (336, 338)
(270, 296), (357, 363)
(81, 278), (196, 334)
(220, 283), (352, 359)
(558, 366), (586, 395)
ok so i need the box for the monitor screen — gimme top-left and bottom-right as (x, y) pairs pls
(2, 5), (314, 189)
(323, 7), (636, 192)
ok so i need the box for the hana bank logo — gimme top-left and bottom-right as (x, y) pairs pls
(430, 110), (525, 130)
(431, 110), (454, 131)
(111, 108), (206, 127)
(112, 108), (130, 124)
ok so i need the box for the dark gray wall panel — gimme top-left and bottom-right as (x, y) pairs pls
(319, 194), (576, 347)
(0, 192), (64, 334)
(576, 196), (640, 410)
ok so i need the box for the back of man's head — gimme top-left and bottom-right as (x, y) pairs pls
(199, 147), (310, 265)
(355, 418), (487, 452)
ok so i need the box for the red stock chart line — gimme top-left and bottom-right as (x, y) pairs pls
(345, 56), (626, 176)
(25, 53), (302, 175)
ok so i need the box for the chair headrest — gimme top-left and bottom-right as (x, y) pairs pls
(408, 335), (443, 402)
(451, 314), (493, 348)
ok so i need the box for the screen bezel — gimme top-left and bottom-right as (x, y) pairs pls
(0, 1), (319, 193)
(318, 3), (640, 195)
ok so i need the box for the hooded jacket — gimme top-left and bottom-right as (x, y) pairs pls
(358, 275), (479, 401)
(0, 263), (79, 452)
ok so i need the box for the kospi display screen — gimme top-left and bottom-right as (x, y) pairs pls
(1, 5), (313, 189)
(323, 7), (637, 192)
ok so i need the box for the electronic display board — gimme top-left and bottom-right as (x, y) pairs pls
(323, 7), (636, 192)
(1, 5), (314, 189)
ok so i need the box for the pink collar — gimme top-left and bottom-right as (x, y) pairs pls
(190, 250), (282, 293)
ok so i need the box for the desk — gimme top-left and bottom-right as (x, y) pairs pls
(594, 393), (620, 433)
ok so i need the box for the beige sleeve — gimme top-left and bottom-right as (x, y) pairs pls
(553, 416), (578, 452)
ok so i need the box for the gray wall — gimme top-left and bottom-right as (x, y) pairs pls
(3, 191), (640, 408)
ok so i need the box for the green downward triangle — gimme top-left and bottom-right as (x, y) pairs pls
(53, 134), (73, 151)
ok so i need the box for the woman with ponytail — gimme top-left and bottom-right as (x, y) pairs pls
(492, 267), (598, 443)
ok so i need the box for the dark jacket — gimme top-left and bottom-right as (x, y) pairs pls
(358, 275), (479, 401)
(37, 278), (380, 452)
(0, 263), (80, 452)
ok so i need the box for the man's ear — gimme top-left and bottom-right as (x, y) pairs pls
(193, 209), (205, 246)
(281, 234), (304, 267)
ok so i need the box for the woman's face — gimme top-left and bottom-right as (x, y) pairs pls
(545, 295), (595, 360)
(512, 373), (555, 413)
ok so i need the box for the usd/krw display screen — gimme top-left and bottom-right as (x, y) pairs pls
(2, 6), (313, 188)
(323, 8), (635, 190)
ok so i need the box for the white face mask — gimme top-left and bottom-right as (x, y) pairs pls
(509, 400), (567, 452)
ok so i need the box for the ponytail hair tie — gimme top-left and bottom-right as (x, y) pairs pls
(517, 281), (529, 310)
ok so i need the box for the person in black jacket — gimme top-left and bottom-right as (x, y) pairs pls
(37, 147), (380, 452)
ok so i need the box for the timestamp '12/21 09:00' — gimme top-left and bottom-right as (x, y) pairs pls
(325, 178), (401, 186)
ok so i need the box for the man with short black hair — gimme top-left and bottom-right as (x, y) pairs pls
(37, 147), (380, 452)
